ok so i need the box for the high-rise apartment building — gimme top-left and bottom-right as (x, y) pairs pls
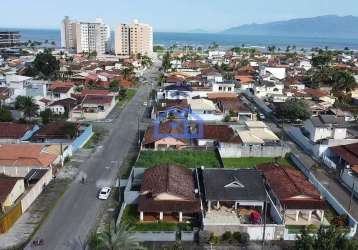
(115, 20), (153, 56)
(61, 16), (110, 55)
(0, 31), (21, 48)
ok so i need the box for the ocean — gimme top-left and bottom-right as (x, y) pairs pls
(9, 28), (358, 51)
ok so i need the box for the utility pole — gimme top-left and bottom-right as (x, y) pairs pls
(262, 196), (268, 249)
(349, 179), (356, 212)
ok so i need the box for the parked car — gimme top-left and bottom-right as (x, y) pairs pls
(98, 187), (111, 200)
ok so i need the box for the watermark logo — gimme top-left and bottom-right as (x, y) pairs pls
(153, 107), (204, 140)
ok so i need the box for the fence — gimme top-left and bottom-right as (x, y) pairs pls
(181, 231), (196, 241)
(219, 143), (290, 158)
(71, 124), (93, 151)
(290, 154), (358, 237)
(0, 203), (22, 234)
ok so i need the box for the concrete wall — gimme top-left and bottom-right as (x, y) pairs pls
(20, 169), (52, 212)
(219, 143), (290, 158)
(123, 168), (145, 204)
(181, 231), (196, 241)
(204, 224), (285, 240)
(128, 232), (177, 242)
(286, 126), (314, 154)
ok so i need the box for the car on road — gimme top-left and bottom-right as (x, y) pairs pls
(98, 187), (111, 200)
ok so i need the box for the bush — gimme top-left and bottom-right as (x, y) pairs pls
(209, 234), (220, 245)
(221, 231), (232, 241)
(232, 231), (241, 242)
(239, 232), (250, 245)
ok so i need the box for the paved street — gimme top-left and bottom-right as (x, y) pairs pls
(25, 66), (159, 250)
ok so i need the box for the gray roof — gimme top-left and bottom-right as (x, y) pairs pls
(202, 169), (267, 202)
(310, 115), (346, 128)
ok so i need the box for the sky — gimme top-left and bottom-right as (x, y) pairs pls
(1, 0), (358, 32)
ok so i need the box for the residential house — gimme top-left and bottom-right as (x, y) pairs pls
(48, 81), (75, 100)
(0, 174), (25, 212)
(202, 169), (268, 233)
(217, 98), (253, 121)
(0, 144), (59, 177)
(0, 122), (39, 143)
(0, 87), (12, 105)
(212, 81), (236, 93)
(187, 99), (223, 121)
(258, 164), (327, 226)
(254, 81), (284, 99)
(31, 122), (80, 144)
(141, 121), (192, 150)
(138, 165), (201, 222)
(303, 115), (347, 143)
(5, 73), (32, 101)
(70, 94), (116, 121)
(259, 66), (286, 81)
(48, 98), (78, 115)
(151, 99), (190, 120)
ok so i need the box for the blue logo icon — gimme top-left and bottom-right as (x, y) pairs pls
(153, 108), (204, 140)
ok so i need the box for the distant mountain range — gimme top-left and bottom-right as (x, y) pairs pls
(187, 29), (209, 34)
(223, 15), (358, 38)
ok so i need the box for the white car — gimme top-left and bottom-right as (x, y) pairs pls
(98, 187), (111, 200)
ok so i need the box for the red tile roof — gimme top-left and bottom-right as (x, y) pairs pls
(0, 144), (57, 167)
(0, 174), (21, 204)
(0, 123), (33, 139)
(81, 88), (112, 96)
(303, 88), (330, 98)
(82, 95), (114, 105)
(138, 165), (201, 213)
(331, 143), (358, 169)
(203, 124), (242, 144)
(257, 164), (326, 210)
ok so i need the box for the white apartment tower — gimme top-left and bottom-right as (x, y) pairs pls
(115, 20), (153, 56)
(61, 16), (110, 55)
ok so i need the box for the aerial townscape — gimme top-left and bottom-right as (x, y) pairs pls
(1, 1), (358, 250)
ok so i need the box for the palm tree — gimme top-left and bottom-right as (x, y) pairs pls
(96, 222), (143, 250)
(121, 67), (133, 80)
(15, 96), (38, 120)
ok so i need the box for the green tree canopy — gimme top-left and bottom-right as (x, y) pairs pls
(15, 96), (39, 120)
(295, 226), (358, 250)
(0, 107), (13, 122)
(33, 49), (59, 79)
(275, 99), (311, 121)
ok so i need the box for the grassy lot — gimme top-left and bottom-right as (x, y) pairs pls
(117, 89), (137, 108)
(286, 224), (320, 234)
(83, 132), (102, 149)
(223, 157), (291, 169)
(136, 150), (221, 168)
(121, 205), (192, 231)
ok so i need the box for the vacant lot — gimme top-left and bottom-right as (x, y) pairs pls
(136, 150), (221, 168)
(223, 157), (291, 169)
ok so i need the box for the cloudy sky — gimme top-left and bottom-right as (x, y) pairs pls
(1, 0), (358, 32)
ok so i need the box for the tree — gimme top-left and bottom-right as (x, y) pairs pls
(15, 96), (39, 120)
(295, 226), (358, 250)
(0, 107), (13, 122)
(275, 99), (311, 121)
(40, 108), (52, 124)
(109, 80), (120, 92)
(96, 222), (143, 250)
(33, 49), (59, 79)
(161, 52), (171, 72)
(312, 53), (332, 68)
(121, 67), (134, 80)
(332, 70), (357, 93)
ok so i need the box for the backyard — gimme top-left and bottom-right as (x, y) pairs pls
(121, 205), (193, 231)
(222, 157), (291, 169)
(136, 150), (221, 168)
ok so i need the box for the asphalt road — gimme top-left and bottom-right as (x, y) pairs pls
(25, 67), (158, 250)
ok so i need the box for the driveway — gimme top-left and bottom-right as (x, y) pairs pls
(25, 68), (158, 250)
